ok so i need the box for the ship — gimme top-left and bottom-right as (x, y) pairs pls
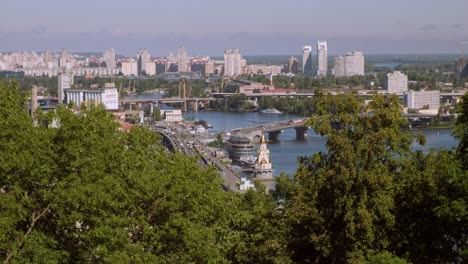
(260, 108), (282, 114)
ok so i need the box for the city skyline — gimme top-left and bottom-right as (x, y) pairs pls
(1, 0), (467, 55)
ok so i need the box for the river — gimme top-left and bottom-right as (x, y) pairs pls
(184, 111), (459, 177)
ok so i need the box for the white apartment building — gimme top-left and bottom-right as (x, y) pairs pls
(385, 71), (408, 93)
(58, 72), (72, 104)
(103, 48), (116, 68)
(121, 58), (138, 76)
(302, 46), (313, 76)
(177, 47), (189, 72)
(406, 90), (440, 110)
(317, 41), (328, 77)
(145, 62), (156, 76)
(224, 48), (243, 77)
(137, 49), (150, 75)
(333, 50), (365, 77)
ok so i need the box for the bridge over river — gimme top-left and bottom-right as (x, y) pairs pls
(229, 118), (309, 142)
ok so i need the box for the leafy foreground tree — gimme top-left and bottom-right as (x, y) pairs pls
(0, 81), (289, 263)
(275, 93), (467, 263)
(454, 92), (468, 168)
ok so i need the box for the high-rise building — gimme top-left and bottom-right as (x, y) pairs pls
(317, 41), (328, 77)
(177, 47), (189, 72)
(224, 48), (243, 77)
(154, 58), (168, 74)
(287, 56), (299, 74)
(120, 58), (138, 76)
(302, 46), (313, 76)
(137, 49), (150, 75)
(44, 49), (51, 66)
(103, 48), (116, 68)
(385, 71), (408, 94)
(59, 48), (68, 68)
(58, 72), (71, 104)
(333, 50), (365, 77)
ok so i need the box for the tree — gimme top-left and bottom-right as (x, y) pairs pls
(0, 80), (289, 263)
(454, 92), (468, 168)
(276, 94), (414, 263)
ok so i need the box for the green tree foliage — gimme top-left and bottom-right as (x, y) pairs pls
(276, 94), (412, 262)
(275, 93), (467, 263)
(0, 80), (288, 263)
(454, 92), (468, 167)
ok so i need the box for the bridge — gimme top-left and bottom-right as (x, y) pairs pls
(230, 118), (309, 142)
(120, 97), (216, 104)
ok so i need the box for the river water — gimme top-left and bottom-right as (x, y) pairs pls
(123, 94), (459, 177)
(184, 111), (459, 177)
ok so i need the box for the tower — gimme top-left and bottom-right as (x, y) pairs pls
(253, 133), (274, 192)
(177, 47), (189, 72)
(302, 46), (313, 76)
(137, 49), (150, 75)
(103, 48), (116, 68)
(317, 41), (328, 77)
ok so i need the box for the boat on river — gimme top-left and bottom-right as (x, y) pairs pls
(260, 108), (282, 114)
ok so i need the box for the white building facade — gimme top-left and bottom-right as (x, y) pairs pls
(385, 71), (408, 94)
(224, 48), (243, 77)
(317, 41), (328, 77)
(406, 90), (440, 110)
(65, 88), (119, 110)
(333, 50), (365, 77)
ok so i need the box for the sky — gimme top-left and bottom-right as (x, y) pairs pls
(1, 0), (467, 56)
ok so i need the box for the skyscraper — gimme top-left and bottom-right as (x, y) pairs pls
(288, 56), (299, 74)
(333, 50), (365, 77)
(103, 48), (116, 68)
(302, 46), (313, 76)
(224, 48), (243, 77)
(177, 47), (189, 72)
(137, 49), (150, 75)
(317, 41), (328, 77)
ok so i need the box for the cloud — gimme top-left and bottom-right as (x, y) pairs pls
(420, 24), (437, 31)
(451, 23), (463, 29)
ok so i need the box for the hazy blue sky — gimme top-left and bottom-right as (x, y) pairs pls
(1, 0), (467, 55)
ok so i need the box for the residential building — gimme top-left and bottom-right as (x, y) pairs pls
(385, 71), (408, 93)
(154, 57), (168, 74)
(145, 62), (156, 76)
(59, 48), (69, 69)
(103, 48), (116, 68)
(406, 90), (440, 110)
(287, 56), (298, 74)
(243, 64), (283, 75)
(317, 41), (328, 77)
(177, 47), (189, 72)
(58, 72), (71, 104)
(44, 49), (51, 66)
(333, 50), (365, 77)
(137, 49), (150, 75)
(302, 46), (313, 76)
(121, 58), (138, 76)
(224, 48), (243, 77)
